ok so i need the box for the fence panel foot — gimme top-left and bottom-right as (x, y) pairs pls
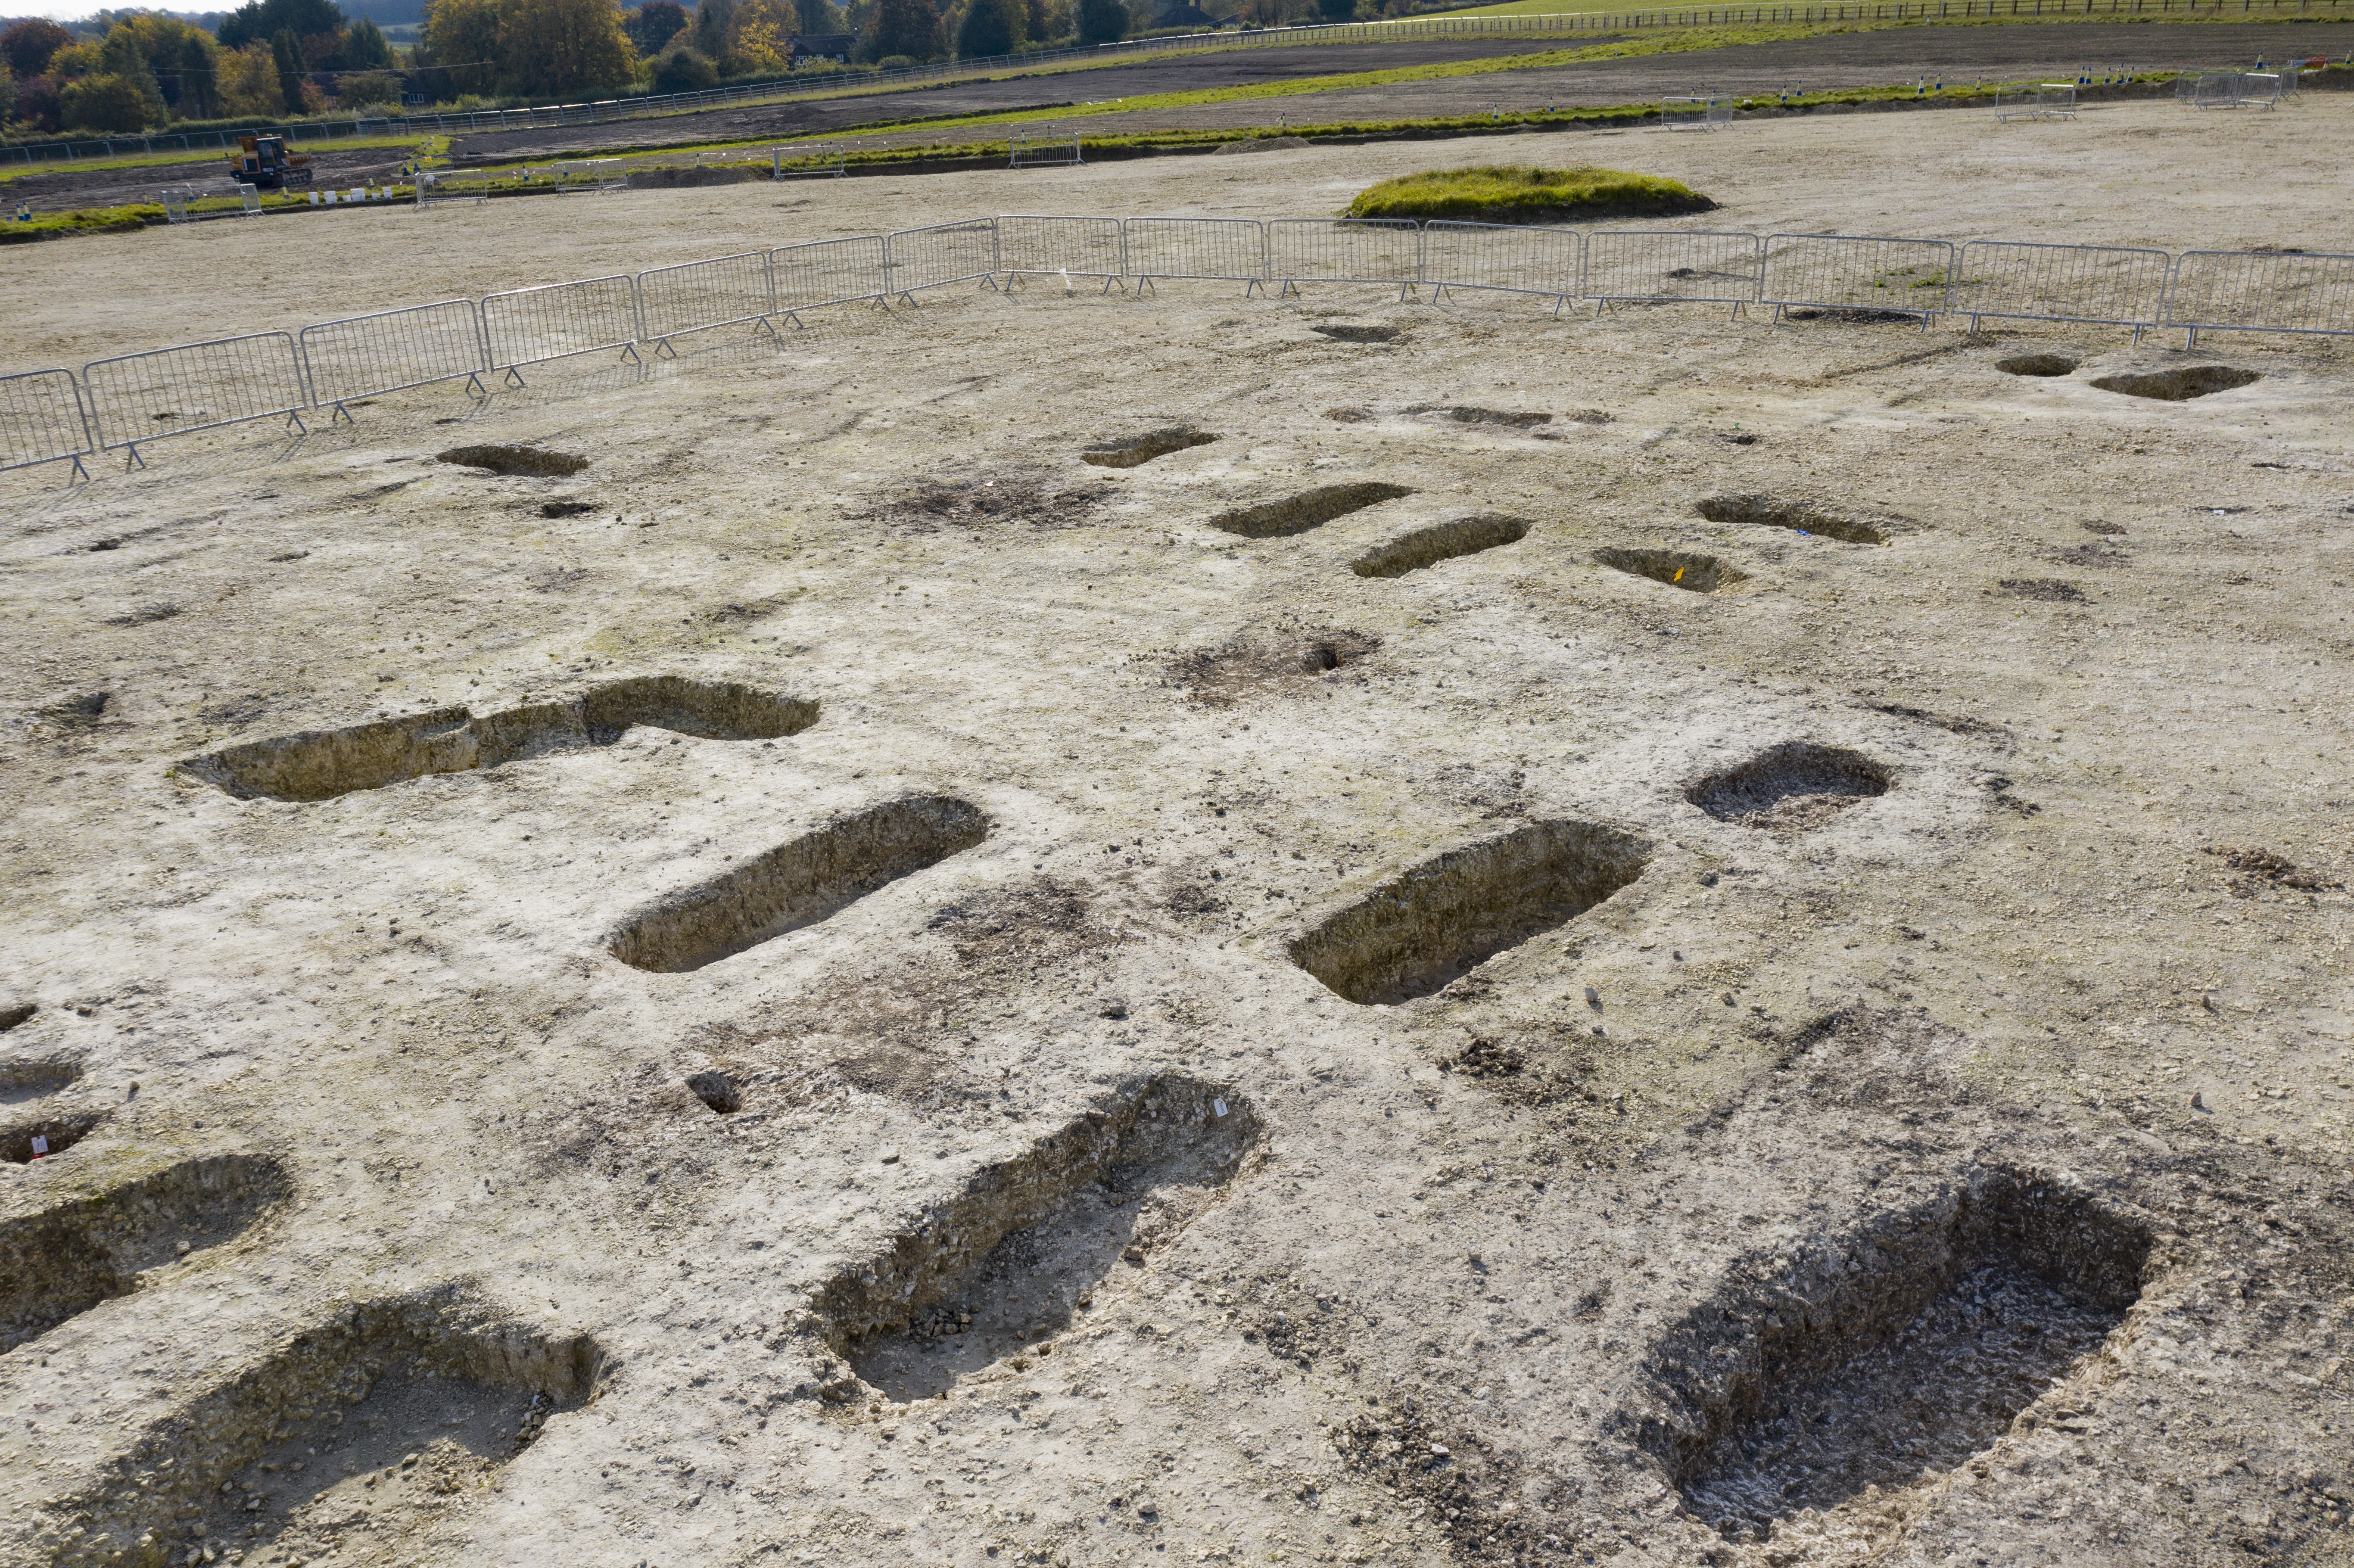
(330, 401), (355, 424)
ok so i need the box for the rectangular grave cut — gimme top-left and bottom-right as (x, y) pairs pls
(1287, 818), (1651, 1005)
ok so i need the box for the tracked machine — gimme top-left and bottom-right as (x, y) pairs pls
(228, 134), (314, 192)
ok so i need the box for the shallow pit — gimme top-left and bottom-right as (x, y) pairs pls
(1351, 515), (1529, 578)
(685, 1071), (741, 1113)
(42, 691), (110, 726)
(1688, 741), (1891, 833)
(0, 1050), (79, 1102)
(0, 1002), (34, 1032)
(1641, 1170), (2150, 1540)
(540, 499), (599, 518)
(1208, 482), (1414, 539)
(1405, 405), (1552, 429)
(1170, 626), (1381, 706)
(1080, 426), (1217, 469)
(607, 794), (990, 973)
(0, 1153), (288, 1352)
(1288, 818), (1652, 1005)
(1697, 494), (1890, 546)
(1312, 324), (1403, 343)
(1997, 352), (2079, 377)
(2089, 365), (2261, 401)
(819, 1075), (1260, 1402)
(0, 1112), (104, 1164)
(64, 1287), (599, 1564)
(1592, 547), (1750, 594)
(183, 676), (816, 802)
(436, 444), (590, 477)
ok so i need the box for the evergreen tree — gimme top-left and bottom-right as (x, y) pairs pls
(218, 0), (345, 53)
(955, 0), (1016, 57)
(271, 27), (307, 112)
(343, 16), (398, 69)
(865, 0), (940, 60)
(1075, 0), (1123, 42)
(178, 31), (219, 117)
(97, 22), (167, 122)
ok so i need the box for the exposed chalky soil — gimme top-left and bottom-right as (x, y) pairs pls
(5, 100), (2354, 1568)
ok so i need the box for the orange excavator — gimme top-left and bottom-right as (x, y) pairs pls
(228, 134), (315, 191)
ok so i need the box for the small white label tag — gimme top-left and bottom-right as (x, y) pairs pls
(29, 1136), (48, 1156)
(1212, 1099), (1228, 1118)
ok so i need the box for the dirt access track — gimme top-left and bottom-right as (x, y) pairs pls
(4, 96), (2354, 1568)
(445, 19), (2354, 158)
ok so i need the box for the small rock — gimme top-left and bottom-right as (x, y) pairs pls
(1098, 997), (1128, 1019)
(1122, 1244), (1146, 1263)
(880, 1150), (900, 1164)
(175, 1240), (191, 1257)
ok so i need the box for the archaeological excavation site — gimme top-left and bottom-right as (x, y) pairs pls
(3, 49), (2354, 1568)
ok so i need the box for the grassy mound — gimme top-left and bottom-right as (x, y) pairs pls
(1345, 165), (1716, 226)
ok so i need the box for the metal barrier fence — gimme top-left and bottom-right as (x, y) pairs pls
(885, 219), (1001, 301)
(1761, 233), (1956, 327)
(300, 300), (489, 412)
(480, 276), (643, 383)
(1122, 218), (1268, 294)
(1008, 128), (1085, 169)
(24, 213), (2354, 484)
(636, 252), (778, 350)
(1419, 221), (1582, 314)
(81, 331), (310, 464)
(163, 185), (261, 223)
(773, 142), (846, 178)
(1997, 82), (2078, 120)
(1266, 218), (1422, 299)
(1662, 94), (1734, 130)
(1584, 230), (1763, 314)
(0, 369), (93, 481)
(416, 168), (491, 207)
(2166, 250), (2354, 346)
(1952, 240), (2170, 338)
(552, 159), (628, 193)
(771, 235), (891, 321)
(997, 215), (1126, 289)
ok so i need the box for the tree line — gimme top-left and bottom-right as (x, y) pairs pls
(1, 0), (1374, 137)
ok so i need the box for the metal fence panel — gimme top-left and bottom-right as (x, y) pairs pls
(1121, 218), (1266, 288)
(1662, 94), (1730, 130)
(299, 300), (488, 408)
(0, 369), (93, 479)
(1266, 218), (1422, 294)
(2166, 250), (2354, 345)
(1582, 230), (1762, 305)
(771, 235), (890, 315)
(771, 141), (845, 178)
(417, 168), (490, 206)
(479, 275), (641, 374)
(1419, 221), (1582, 309)
(1008, 127), (1084, 168)
(1761, 233), (1955, 323)
(996, 215), (1125, 280)
(2192, 71), (2245, 109)
(635, 251), (776, 345)
(83, 332), (310, 456)
(1952, 241), (2169, 335)
(552, 157), (626, 192)
(885, 218), (999, 297)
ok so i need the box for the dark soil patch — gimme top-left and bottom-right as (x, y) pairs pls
(103, 604), (180, 627)
(1080, 426), (1217, 468)
(1169, 626), (1381, 708)
(606, 794), (989, 973)
(817, 1075), (1259, 1403)
(40, 691), (110, 727)
(0, 1003), (35, 1033)
(1998, 577), (2087, 603)
(1697, 493), (1890, 546)
(1689, 741), (1891, 833)
(1289, 818), (1651, 1005)
(1997, 353), (2079, 377)
(1324, 406), (1374, 423)
(2081, 520), (2127, 536)
(1783, 307), (1930, 325)
(2089, 365), (2261, 401)
(1352, 515), (1529, 578)
(1405, 405), (1551, 429)
(1312, 324), (1403, 344)
(437, 445), (590, 477)
(2045, 541), (2130, 569)
(685, 1070), (742, 1112)
(870, 473), (1113, 531)
(1208, 482), (1413, 539)
(540, 500), (599, 518)
(2207, 844), (2342, 897)
(1642, 1170), (2149, 1540)
(1593, 547), (1748, 594)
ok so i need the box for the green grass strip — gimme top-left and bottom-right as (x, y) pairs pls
(1346, 163), (1716, 222)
